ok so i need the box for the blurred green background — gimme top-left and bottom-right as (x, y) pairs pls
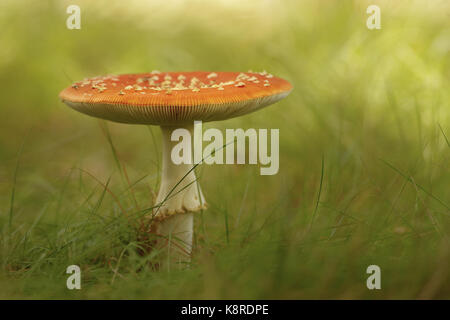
(0, 0), (449, 299)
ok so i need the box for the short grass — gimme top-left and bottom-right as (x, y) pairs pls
(0, 0), (449, 299)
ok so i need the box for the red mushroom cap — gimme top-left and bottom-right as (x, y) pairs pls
(59, 71), (292, 125)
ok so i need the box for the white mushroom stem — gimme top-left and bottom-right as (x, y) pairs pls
(153, 124), (205, 267)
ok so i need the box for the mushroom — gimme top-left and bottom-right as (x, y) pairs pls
(59, 71), (292, 267)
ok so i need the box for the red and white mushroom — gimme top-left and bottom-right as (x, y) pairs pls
(60, 71), (292, 267)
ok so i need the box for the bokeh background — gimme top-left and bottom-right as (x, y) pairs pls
(0, 0), (449, 299)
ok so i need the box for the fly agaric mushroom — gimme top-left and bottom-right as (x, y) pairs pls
(59, 71), (292, 266)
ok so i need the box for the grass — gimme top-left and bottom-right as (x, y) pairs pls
(0, 0), (449, 299)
